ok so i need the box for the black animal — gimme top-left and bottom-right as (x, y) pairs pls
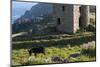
(28, 47), (45, 56)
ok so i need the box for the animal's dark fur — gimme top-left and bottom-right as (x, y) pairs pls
(28, 47), (45, 56)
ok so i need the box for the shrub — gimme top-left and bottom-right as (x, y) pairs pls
(90, 18), (96, 25)
(81, 41), (96, 57)
(86, 24), (96, 32)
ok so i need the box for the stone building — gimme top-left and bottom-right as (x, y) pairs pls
(52, 4), (90, 33)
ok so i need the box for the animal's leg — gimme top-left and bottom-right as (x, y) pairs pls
(29, 51), (32, 56)
(28, 49), (32, 56)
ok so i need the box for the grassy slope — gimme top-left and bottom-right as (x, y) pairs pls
(12, 32), (96, 65)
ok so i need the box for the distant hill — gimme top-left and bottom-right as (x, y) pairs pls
(21, 3), (53, 19)
(12, 3), (53, 34)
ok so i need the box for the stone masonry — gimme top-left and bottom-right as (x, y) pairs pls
(52, 4), (90, 33)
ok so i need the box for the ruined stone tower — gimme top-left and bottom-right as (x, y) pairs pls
(79, 5), (90, 28)
(52, 4), (89, 33)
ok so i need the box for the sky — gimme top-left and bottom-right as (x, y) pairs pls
(12, 1), (38, 23)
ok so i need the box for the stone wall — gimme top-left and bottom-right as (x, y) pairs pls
(52, 4), (80, 33)
(52, 4), (90, 33)
(73, 5), (80, 33)
(80, 5), (90, 28)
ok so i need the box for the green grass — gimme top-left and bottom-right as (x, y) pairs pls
(12, 31), (96, 66)
(12, 32), (95, 49)
(12, 42), (96, 66)
(13, 32), (94, 41)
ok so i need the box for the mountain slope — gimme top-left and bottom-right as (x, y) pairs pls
(12, 3), (53, 33)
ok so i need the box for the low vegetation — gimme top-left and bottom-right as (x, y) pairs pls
(12, 41), (96, 66)
(90, 12), (96, 26)
(12, 31), (96, 66)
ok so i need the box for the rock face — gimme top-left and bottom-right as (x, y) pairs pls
(12, 3), (53, 33)
(51, 56), (64, 63)
(21, 3), (53, 19)
(68, 53), (80, 58)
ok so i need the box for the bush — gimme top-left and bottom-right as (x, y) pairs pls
(90, 18), (96, 26)
(81, 41), (96, 57)
(86, 24), (96, 32)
